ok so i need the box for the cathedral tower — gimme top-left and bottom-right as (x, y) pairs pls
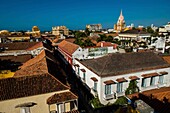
(114, 10), (126, 32)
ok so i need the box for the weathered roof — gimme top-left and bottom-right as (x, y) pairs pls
(162, 55), (170, 64)
(104, 80), (115, 84)
(58, 40), (79, 55)
(96, 41), (116, 47)
(14, 50), (67, 84)
(78, 52), (170, 77)
(128, 87), (170, 113)
(142, 72), (159, 78)
(119, 29), (150, 35)
(47, 91), (78, 104)
(129, 76), (139, 80)
(0, 49), (71, 101)
(0, 42), (40, 50)
(0, 73), (69, 101)
(0, 54), (32, 63)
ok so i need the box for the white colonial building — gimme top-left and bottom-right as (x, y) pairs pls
(118, 29), (151, 46)
(73, 52), (170, 105)
(58, 40), (118, 65)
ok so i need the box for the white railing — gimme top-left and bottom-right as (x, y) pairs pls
(116, 91), (125, 97)
(103, 92), (116, 100)
(141, 83), (166, 92)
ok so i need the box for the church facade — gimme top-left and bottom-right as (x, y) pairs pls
(114, 10), (126, 32)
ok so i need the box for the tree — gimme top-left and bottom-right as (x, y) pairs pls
(114, 96), (128, 105)
(75, 31), (86, 38)
(147, 26), (154, 34)
(125, 80), (139, 95)
(85, 28), (91, 36)
(84, 38), (95, 47)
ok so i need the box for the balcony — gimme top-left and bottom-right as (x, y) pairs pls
(103, 92), (116, 100)
(116, 91), (125, 97)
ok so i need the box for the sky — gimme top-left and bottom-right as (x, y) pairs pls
(0, 0), (170, 31)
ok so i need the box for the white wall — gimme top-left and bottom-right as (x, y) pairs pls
(74, 58), (170, 105)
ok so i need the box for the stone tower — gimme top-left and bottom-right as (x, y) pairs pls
(114, 10), (126, 32)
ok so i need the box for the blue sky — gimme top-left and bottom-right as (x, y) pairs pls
(0, 0), (170, 31)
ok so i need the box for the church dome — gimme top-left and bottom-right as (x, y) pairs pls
(32, 26), (40, 32)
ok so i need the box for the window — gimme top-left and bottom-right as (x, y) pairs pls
(159, 75), (164, 84)
(94, 82), (97, 91)
(83, 72), (86, 82)
(117, 82), (123, 93)
(20, 107), (30, 113)
(105, 84), (111, 95)
(77, 67), (80, 75)
(141, 78), (147, 87)
(150, 76), (155, 86)
(50, 111), (57, 113)
(57, 104), (64, 113)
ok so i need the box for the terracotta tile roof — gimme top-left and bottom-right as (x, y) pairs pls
(162, 56), (170, 64)
(116, 77), (127, 82)
(0, 54), (32, 63)
(74, 64), (80, 67)
(106, 33), (118, 37)
(79, 52), (170, 77)
(58, 40), (79, 55)
(0, 73), (69, 101)
(129, 76), (139, 80)
(0, 49), (72, 101)
(26, 42), (43, 50)
(128, 87), (170, 113)
(141, 72), (159, 78)
(0, 42), (40, 50)
(96, 41), (116, 47)
(65, 38), (76, 43)
(141, 87), (170, 103)
(47, 91), (78, 104)
(14, 57), (48, 77)
(80, 69), (86, 72)
(119, 29), (150, 35)
(91, 77), (98, 82)
(104, 80), (115, 85)
(14, 49), (68, 85)
(63, 110), (79, 113)
(18, 50), (46, 70)
(159, 71), (168, 75)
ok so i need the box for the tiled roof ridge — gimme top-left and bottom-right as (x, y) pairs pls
(45, 72), (70, 89)
(58, 40), (80, 55)
(26, 42), (43, 50)
(14, 57), (48, 77)
(0, 73), (69, 101)
(64, 40), (79, 48)
(19, 50), (46, 69)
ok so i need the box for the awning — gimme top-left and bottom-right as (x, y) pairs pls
(129, 76), (139, 80)
(15, 102), (37, 108)
(104, 80), (115, 85)
(142, 72), (159, 78)
(159, 71), (168, 75)
(80, 69), (86, 72)
(116, 77), (127, 82)
(91, 77), (98, 82)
